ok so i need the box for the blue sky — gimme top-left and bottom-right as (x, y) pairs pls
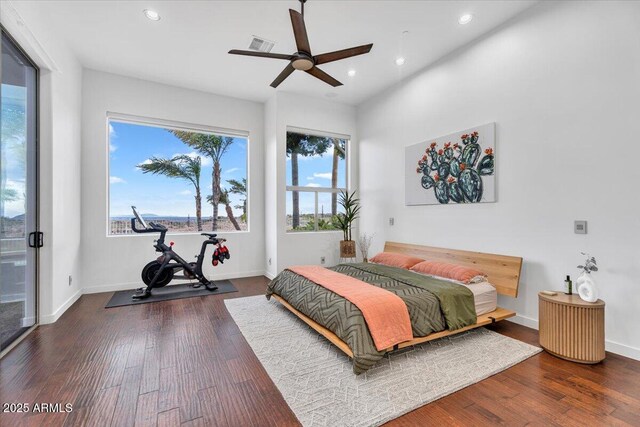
(109, 121), (247, 218)
(285, 139), (347, 215)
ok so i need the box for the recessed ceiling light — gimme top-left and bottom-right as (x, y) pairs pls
(458, 14), (473, 25)
(395, 57), (406, 66)
(143, 9), (161, 21)
(347, 69), (356, 77)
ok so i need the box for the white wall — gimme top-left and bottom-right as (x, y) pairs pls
(2, 1), (84, 323)
(357, 1), (640, 359)
(81, 70), (265, 292)
(264, 96), (279, 278)
(265, 92), (358, 276)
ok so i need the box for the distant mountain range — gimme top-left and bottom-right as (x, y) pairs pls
(111, 214), (225, 221)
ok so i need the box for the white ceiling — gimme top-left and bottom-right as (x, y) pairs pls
(22, 0), (537, 105)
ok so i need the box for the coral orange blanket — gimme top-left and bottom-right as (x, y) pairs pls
(288, 265), (413, 351)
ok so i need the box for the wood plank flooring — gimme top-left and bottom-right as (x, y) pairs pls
(1, 276), (639, 426)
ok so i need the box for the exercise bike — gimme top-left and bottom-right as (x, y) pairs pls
(130, 206), (230, 300)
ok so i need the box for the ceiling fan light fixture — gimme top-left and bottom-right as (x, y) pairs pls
(395, 57), (406, 66)
(143, 9), (161, 21)
(458, 14), (473, 25)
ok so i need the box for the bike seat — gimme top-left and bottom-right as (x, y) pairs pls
(201, 233), (218, 238)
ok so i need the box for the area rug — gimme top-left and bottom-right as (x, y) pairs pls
(105, 280), (237, 308)
(225, 295), (541, 427)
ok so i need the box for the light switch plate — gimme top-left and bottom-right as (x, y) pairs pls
(574, 220), (587, 234)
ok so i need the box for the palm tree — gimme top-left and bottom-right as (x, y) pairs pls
(137, 154), (203, 230)
(286, 133), (332, 228)
(227, 178), (247, 222)
(207, 189), (241, 230)
(330, 139), (346, 216)
(170, 130), (234, 231)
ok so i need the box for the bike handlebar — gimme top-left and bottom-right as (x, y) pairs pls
(130, 217), (167, 234)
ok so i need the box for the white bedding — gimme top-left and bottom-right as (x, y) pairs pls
(462, 282), (497, 316)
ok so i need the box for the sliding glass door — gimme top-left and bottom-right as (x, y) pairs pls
(1, 28), (39, 351)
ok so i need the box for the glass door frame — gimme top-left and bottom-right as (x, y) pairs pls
(0, 24), (40, 354)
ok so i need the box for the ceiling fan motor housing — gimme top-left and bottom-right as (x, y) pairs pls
(292, 54), (314, 71)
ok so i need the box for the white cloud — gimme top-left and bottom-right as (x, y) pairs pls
(179, 190), (192, 196)
(223, 167), (239, 175)
(313, 172), (332, 180)
(140, 159), (153, 165)
(306, 183), (321, 188)
(306, 176), (315, 181)
(108, 125), (117, 153)
(173, 151), (213, 167)
(110, 176), (126, 184)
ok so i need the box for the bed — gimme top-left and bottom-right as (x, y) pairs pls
(266, 241), (522, 374)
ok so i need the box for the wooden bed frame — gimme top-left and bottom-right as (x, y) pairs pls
(272, 242), (523, 358)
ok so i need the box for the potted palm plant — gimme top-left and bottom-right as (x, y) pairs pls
(333, 190), (360, 258)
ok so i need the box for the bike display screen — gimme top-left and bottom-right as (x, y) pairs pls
(131, 206), (149, 229)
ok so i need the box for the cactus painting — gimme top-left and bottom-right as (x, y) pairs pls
(405, 123), (495, 205)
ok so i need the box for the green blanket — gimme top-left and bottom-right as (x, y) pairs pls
(348, 263), (477, 330)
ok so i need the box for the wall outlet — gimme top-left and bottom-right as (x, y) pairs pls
(574, 220), (587, 234)
(389, 217), (395, 226)
(320, 256), (326, 264)
(68, 275), (72, 286)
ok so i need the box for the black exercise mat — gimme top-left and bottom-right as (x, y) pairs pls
(105, 280), (237, 308)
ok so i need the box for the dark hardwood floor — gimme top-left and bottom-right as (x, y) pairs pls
(1, 277), (639, 426)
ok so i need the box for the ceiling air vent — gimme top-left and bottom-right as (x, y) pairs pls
(248, 36), (275, 53)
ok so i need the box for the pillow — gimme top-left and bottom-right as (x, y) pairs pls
(369, 252), (424, 269)
(410, 261), (487, 284)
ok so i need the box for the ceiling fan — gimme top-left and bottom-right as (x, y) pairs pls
(228, 0), (373, 88)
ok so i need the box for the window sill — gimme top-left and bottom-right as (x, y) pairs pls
(107, 230), (252, 238)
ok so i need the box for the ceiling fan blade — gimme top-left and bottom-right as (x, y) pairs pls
(306, 67), (343, 87)
(314, 43), (373, 65)
(228, 49), (293, 60)
(271, 63), (296, 88)
(289, 9), (311, 54)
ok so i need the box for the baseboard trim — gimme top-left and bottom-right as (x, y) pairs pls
(82, 270), (268, 295)
(508, 313), (640, 361)
(40, 289), (82, 324)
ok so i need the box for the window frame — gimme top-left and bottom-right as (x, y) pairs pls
(106, 112), (250, 237)
(285, 126), (350, 233)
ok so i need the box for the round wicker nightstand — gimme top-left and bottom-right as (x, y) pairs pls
(538, 292), (605, 364)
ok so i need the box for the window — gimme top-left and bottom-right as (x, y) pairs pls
(285, 129), (348, 232)
(108, 116), (248, 235)
(1, 29), (39, 350)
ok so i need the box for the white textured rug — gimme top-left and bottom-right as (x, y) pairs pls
(225, 296), (541, 427)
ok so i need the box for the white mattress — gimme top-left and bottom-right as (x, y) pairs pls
(462, 282), (497, 316)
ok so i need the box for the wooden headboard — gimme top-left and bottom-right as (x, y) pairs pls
(384, 241), (522, 297)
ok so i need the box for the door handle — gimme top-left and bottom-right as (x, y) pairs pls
(28, 231), (44, 248)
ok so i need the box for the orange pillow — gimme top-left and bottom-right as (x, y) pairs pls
(369, 252), (424, 269)
(410, 261), (486, 284)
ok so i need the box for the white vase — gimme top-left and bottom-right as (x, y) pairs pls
(576, 271), (598, 303)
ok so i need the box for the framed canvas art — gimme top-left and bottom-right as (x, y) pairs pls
(405, 123), (495, 206)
